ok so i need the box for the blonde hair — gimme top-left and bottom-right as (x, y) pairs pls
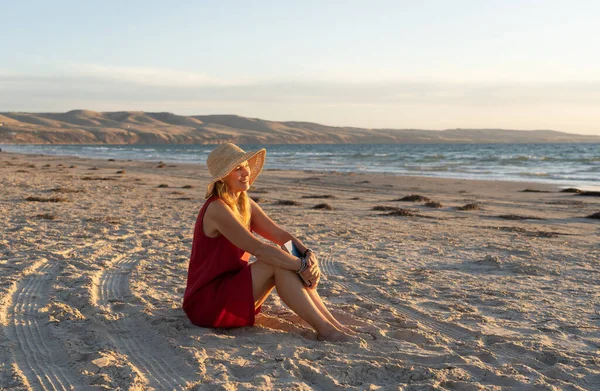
(212, 181), (251, 229)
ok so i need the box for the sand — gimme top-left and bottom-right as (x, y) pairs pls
(0, 152), (599, 390)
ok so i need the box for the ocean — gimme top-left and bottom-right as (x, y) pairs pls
(2, 143), (599, 190)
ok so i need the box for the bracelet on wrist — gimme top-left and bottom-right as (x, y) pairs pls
(296, 257), (308, 273)
(301, 257), (308, 273)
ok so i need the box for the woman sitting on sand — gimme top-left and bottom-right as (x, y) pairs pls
(182, 143), (353, 341)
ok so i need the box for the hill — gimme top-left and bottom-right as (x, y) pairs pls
(0, 110), (598, 144)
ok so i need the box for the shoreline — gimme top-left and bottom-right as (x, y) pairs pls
(2, 150), (599, 192)
(1, 151), (599, 389)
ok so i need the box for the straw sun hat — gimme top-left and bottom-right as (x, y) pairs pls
(205, 143), (266, 198)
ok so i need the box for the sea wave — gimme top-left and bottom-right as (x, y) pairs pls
(3, 142), (599, 189)
(518, 172), (550, 177)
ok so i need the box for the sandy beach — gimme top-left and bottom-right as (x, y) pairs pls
(1, 151), (599, 390)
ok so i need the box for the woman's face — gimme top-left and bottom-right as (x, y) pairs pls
(223, 160), (251, 194)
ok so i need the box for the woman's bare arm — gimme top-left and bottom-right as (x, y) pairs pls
(207, 199), (302, 270)
(249, 199), (309, 254)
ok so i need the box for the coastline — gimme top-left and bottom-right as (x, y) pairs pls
(1, 152), (599, 390)
(2, 143), (600, 192)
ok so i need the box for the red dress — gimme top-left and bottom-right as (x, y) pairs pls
(183, 196), (260, 328)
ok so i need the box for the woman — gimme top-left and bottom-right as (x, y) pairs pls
(183, 143), (353, 342)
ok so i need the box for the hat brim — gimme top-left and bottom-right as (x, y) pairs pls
(205, 148), (266, 198)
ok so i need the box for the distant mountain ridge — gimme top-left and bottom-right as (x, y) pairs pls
(0, 110), (598, 144)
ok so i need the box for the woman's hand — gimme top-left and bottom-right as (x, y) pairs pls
(300, 252), (320, 289)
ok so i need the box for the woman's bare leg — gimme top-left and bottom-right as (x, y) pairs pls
(251, 261), (350, 341)
(250, 262), (276, 310)
(306, 288), (356, 334)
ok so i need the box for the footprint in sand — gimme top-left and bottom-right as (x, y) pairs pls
(319, 239), (477, 343)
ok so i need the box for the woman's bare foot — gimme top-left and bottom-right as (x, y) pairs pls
(317, 327), (355, 342)
(338, 325), (359, 335)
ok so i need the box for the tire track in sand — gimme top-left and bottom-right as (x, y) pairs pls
(93, 256), (196, 390)
(95, 256), (137, 308)
(319, 241), (477, 342)
(3, 258), (87, 391)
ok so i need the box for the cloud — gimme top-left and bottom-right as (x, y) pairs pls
(2, 67), (599, 106)
(0, 64), (250, 87)
(63, 64), (251, 87)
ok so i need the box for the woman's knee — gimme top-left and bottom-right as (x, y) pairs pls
(252, 260), (275, 273)
(253, 261), (299, 284)
(251, 261), (276, 300)
(254, 260), (292, 273)
(251, 260), (276, 283)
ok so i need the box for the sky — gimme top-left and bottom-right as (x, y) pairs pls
(1, 0), (600, 135)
